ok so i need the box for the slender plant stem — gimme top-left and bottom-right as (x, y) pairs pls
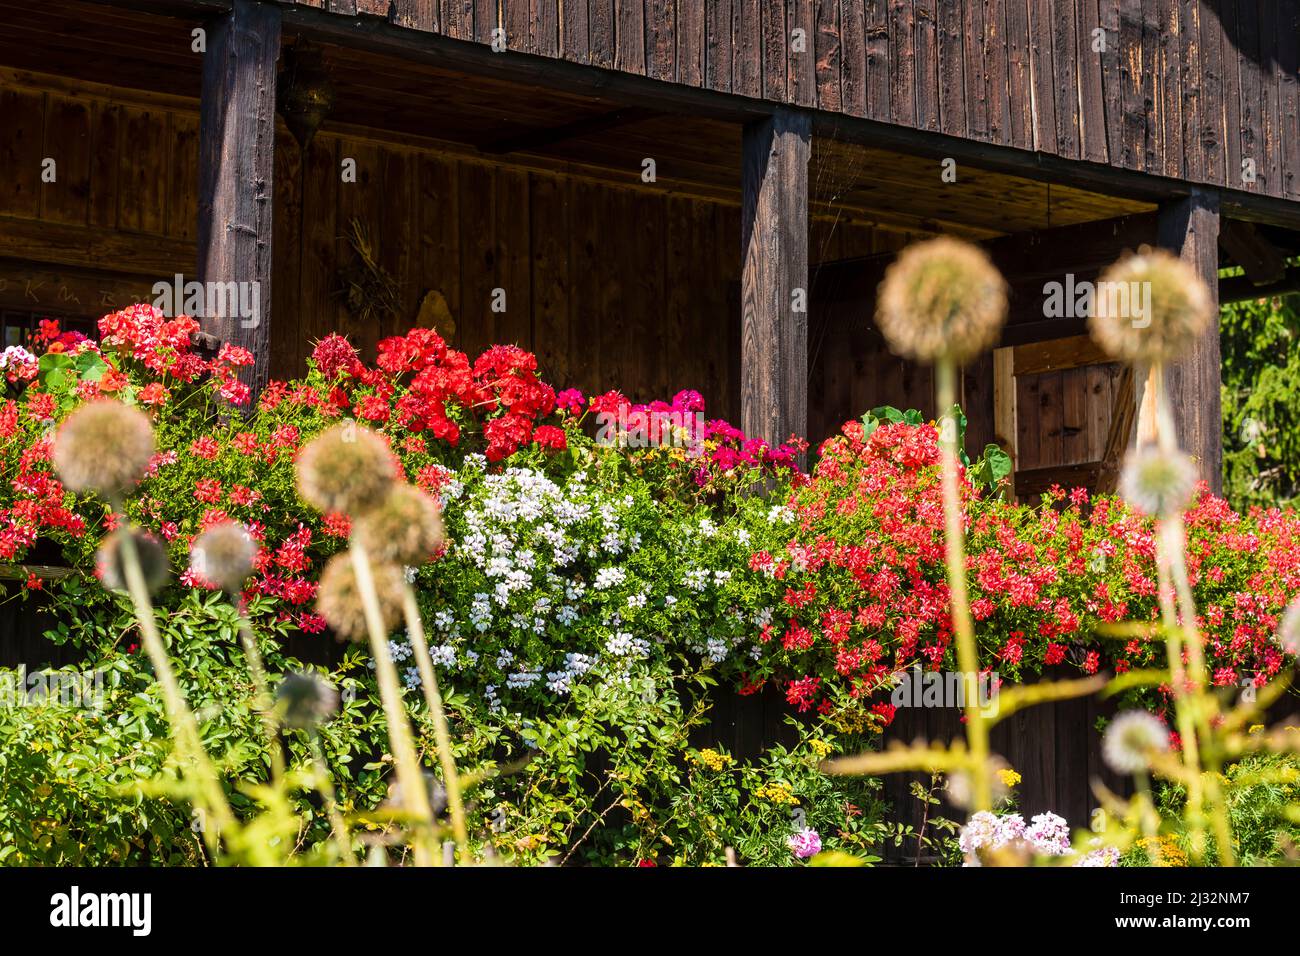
(401, 584), (469, 856)
(309, 730), (355, 866)
(349, 545), (436, 867)
(117, 526), (236, 854)
(935, 360), (991, 812)
(234, 614), (285, 783)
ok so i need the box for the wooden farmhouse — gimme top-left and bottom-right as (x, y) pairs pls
(2, 0), (1299, 494)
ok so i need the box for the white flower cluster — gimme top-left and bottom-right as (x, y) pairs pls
(958, 810), (1109, 866)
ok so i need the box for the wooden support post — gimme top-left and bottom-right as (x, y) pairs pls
(197, 0), (281, 398)
(740, 108), (811, 461)
(1152, 189), (1223, 492)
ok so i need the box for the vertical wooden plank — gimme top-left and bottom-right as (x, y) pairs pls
(984, 0), (1011, 142)
(1197, 0), (1226, 186)
(1061, 367), (1089, 464)
(531, 0), (560, 57)
(913, 0), (940, 131)
(678, 0), (704, 86)
(615, 0), (646, 75)
(379, 147), (415, 341)
(567, 177), (603, 395)
(271, 129), (303, 380)
(841, 0), (867, 117)
(962, 0), (989, 141)
(589, 0), (615, 68)
(495, 166), (532, 350)
(119, 107), (168, 235)
(1257, 0), (1281, 197)
(1096, 0), (1123, 167)
(458, 161), (496, 357)
(631, 191), (667, 398)
(888, 0), (917, 127)
(735, 0), (763, 98)
(741, 108), (810, 455)
(1157, 189), (1222, 493)
(40, 95), (91, 227)
(1049, 0), (1079, 158)
(1083, 363), (1116, 462)
(88, 101), (121, 230)
(442, 0), (474, 41)
(335, 137), (381, 357)
(646, 0), (677, 82)
(937, 0), (967, 138)
(415, 153), (461, 338)
(1005, 0), (1034, 149)
(1280, 0), (1300, 199)
(1014, 373), (1041, 469)
(299, 135), (339, 353)
(1220, 0), (1243, 188)
(1157, 0), (1185, 179)
(706, 0), (734, 92)
(1117, 0), (1144, 169)
(530, 172), (571, 387)
(1236, 0), (1263, 190)
(504, 0), (534, 54)
(1077, 0), (1108, 163)
(1027, 0), (1058, 153)
(1037, 370), (1064, 467)
(392, 0), (438, 30)
(665, 194), (697, 400)
(962, 351), (996, 456)
(166, 110), (200, 241)
(864, 0), (891, 121)
(197, 0), (281, 397)
(993, 346), (1016, 480)
(1175, 0), (1201, 180)
(1138, 0), (1160, 172)
(560, 1), (589, 62)
(763, 0), (788, 101)
(474, 0), (498, 44)
(813, 0), (841, 111)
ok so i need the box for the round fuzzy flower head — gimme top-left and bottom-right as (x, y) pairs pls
(316, 551), (404, 642)
(190, 521), (257, 593)
(96, 528), (169, 595)
(1119, 444), (1198, 517)
(296, 423), (398, 515)
(354, 483), (445, 566)
(1090, 247), (1214, 364)
(52, 400), (155, 500)
(274, 671), (340, 729)
(1276, 596), (1300, 657)
(1102, 710), (1170, 774)
(875, 237), (1008, 365)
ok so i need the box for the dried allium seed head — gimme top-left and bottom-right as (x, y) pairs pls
(1102, 710), (1170, 774)
(1089, 247), (1214, 365)
(316, 551), (404, 642)
(944, 755), (1012, 809)
(97, 528), (169, 595)
(274, 671), (340, 729)
(52, 400), (156, 499)
(191, 521), (257, 593)
(1277, 596), (1300, 657)
(1119, 445), (1199, 518)
(875, 237), (1008, 365)
(296, 423), (399, 515)
(355, 484), (445, 566)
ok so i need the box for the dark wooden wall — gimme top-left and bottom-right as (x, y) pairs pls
(278, 0), (1300, 202)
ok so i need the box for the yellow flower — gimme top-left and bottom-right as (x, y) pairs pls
(1248, 724), (1264, 735)
(996, 768), (1022, 789)
(688, 748), (732, 772)
(755, 783), (799, 806)
(809, 739), (833, 759)
(1137, 835), (1187, 867)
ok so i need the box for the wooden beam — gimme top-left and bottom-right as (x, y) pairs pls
(477, 107), (660, 154)
(1094, 364), (1137, 494)
(1219, 265), (1300, 302)
(197, 0), (281, 397)
(1154, 188), (1223, 493)
(740, 107), (810, 459)
(1218, 220), (1287, 284)
(0, 217), (195, 278)
(992, 346), (1017, 497)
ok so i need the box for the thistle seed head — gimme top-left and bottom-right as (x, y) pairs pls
(1119, 444), (1199, 518)
(316, 551), (404, 642)
(97, 528), (169, 595)
(274, 671), (341, 729)
(296, 423), (399, 515)
(1102, 710), (1170, 774)
(52, 400), (155, 499)
(190, 521), (258, 593)
(355, 484), (445, 566)
(876, 237), (1008, 365)
(1090, 247), (1214, 365)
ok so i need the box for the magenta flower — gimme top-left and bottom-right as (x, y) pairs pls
(556, 388), (585, 415)
(788, 827), (822, 859)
